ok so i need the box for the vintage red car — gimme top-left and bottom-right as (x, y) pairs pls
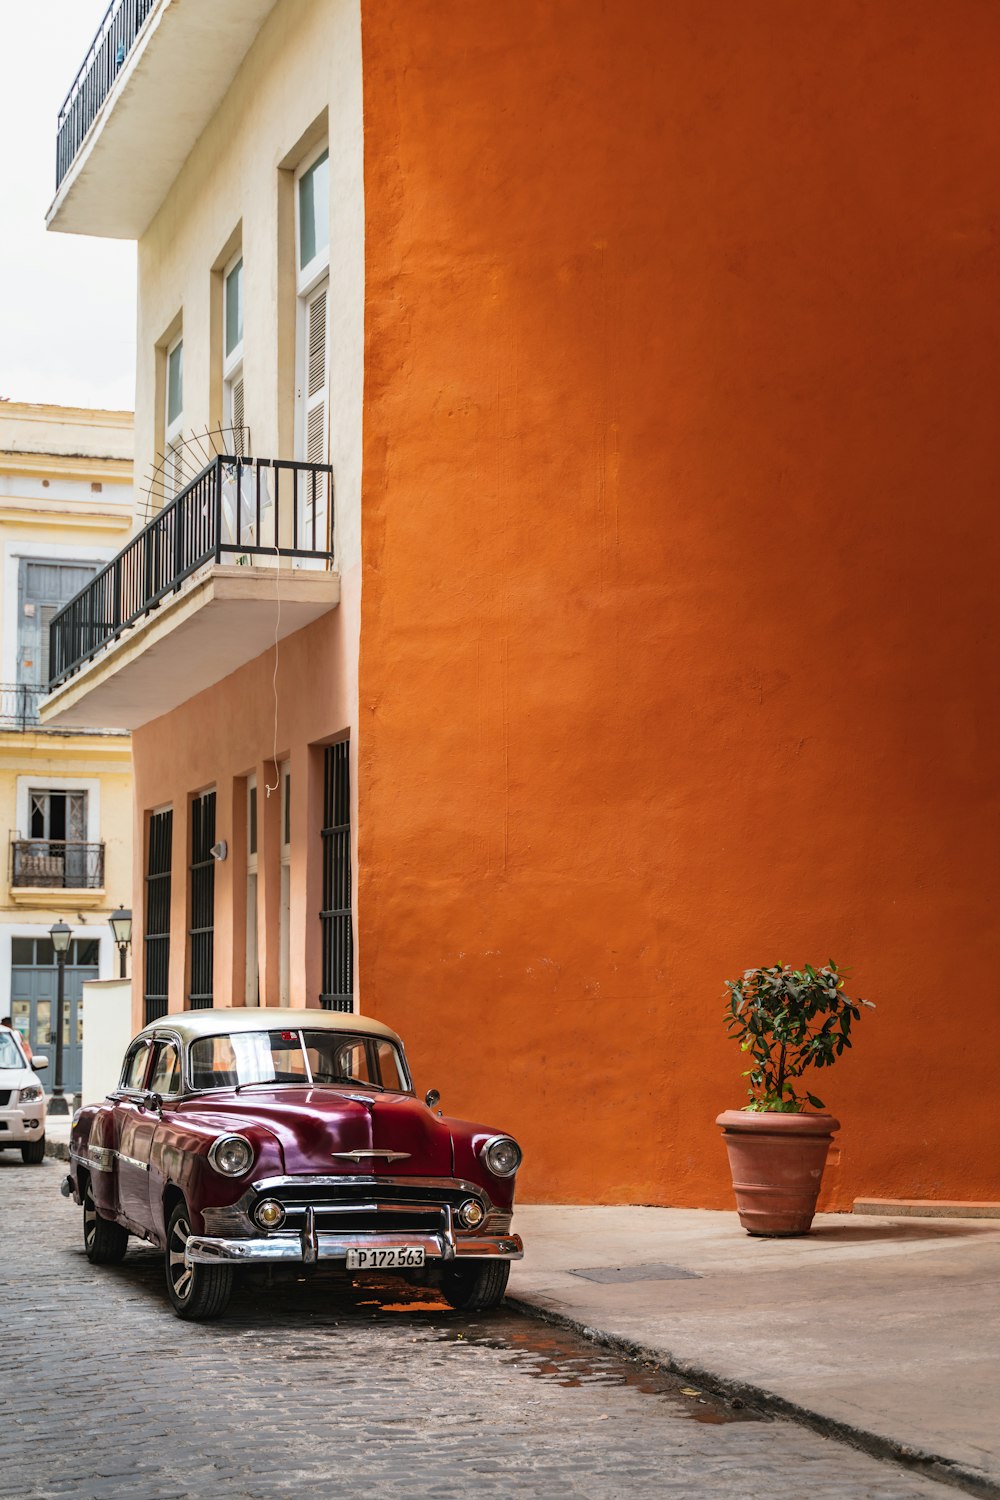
(63, 1009), (523, 1320)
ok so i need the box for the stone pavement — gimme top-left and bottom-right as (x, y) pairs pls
(507, 1205), (1000, 1498)
(1, 1155), (966, 1500)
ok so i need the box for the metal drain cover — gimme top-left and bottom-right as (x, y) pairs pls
(568, 1263), (701, 1283)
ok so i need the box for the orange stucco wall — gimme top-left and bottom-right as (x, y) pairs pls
(357, 0), (1000, 1205)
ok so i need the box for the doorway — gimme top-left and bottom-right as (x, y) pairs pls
(9, 936), (100, 1097)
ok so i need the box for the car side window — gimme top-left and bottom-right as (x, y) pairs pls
(337, 1041), (372, 1083)
(120, 1040), (152, 1092)
(148, 1041), (181, 1096)
(376, 1041), (406, 1092)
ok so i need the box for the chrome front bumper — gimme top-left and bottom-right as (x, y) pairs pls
(185, 1206), (523, 1267)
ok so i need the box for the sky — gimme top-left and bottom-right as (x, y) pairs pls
(0, 0), (136, 411)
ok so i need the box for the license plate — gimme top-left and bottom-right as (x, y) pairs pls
(346, 1246), (425, 1270)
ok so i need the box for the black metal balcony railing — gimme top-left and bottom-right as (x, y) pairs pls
(0, 683), (42, 730)
(10, 839), (105, 891)
(56, 0), (155, 189)
(47, 455), (334, 691)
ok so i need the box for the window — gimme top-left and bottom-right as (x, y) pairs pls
(320, 741), (353, 1011)
(279, 763), (291, 1006)
(295, 144), (330, 551)
(148, 1041), (181, 1096)
(17, 559), (100, 693)
(189, 791), (216, 1009)
(297, 148), (329, 279)
(28, 787), (86, 843)
(144, 808), (172, 1024)
(120, 1040), (153, 1092)
(223, 255), (245, 455)
(165, 335), (184, 497)
(245, 776), (259, 1007)
(18, 787), (92, 887)
(376, 1041), (406, 1094)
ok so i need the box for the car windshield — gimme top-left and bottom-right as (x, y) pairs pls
(0, 1031), (25, 1069)
(188, 1029), (410, 1094)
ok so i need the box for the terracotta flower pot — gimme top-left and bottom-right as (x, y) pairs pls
(716, 1109), (840, 1236)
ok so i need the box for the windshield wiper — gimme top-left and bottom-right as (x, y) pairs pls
(232, 1079), (308, 1093)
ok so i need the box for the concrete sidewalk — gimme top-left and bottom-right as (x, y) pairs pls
(508, 1204), (1000, 1498)
(43, 1120), (997, 1496)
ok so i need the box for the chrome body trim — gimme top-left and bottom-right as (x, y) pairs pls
(70, 1145), (116, 1173)
(117, 1151), (150, 1173)
(185, 1228), (524, 1268)
(249, 1173), (494, 1202)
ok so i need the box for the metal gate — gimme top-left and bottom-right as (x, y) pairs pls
(9, 937), (100, 1097)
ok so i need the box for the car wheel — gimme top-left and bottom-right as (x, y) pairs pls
(165, 1202), (233, 1321)
(83, 1181), (129, 1265)
(20, 1137), (45, 1164)
(440, 1259), (511, 1311)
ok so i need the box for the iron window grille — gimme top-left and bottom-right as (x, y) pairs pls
(320, 741), (353, 1012)
(188, 792), (216, 1010)
(144, 808), (172, 1024)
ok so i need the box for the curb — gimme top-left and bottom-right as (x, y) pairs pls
(44, 1136), (70, 1163)
(505, 1294), (1000, 1500)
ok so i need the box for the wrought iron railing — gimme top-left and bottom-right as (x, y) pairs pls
(47, 455), (333, 691)
(56, 0), (155, 189)
(0, 683), (42, 730)
(10, 839), (105, 890)
(0, 682), (128, 736)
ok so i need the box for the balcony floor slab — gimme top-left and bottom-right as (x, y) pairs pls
(39, 564), (340, 731)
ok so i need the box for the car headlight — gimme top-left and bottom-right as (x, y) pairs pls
(208, 1134), (255, 1177)
(18, 1084), (44, 1105)
(480, 1135), (522, 1178)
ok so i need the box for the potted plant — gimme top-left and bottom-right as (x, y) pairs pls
(717, 962), (874, 1236)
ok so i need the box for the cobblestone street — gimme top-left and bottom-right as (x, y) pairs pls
(2, 1159), (957, 1500)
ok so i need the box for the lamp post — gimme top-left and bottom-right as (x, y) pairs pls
(48, 920), (72, 1116)
(109, 906), (133, 979)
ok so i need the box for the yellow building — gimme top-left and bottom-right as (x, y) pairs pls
(0, 402), (133, 1095)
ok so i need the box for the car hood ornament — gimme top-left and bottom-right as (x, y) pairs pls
(331, 1148), (411, 1162)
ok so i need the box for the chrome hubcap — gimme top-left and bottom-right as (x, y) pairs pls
(83, 1193), (97, 1251)
(168, 1216), (193, 1301)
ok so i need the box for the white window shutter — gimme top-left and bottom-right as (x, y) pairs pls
(231, 374), (245, 456)
(299, 278), (330, 553)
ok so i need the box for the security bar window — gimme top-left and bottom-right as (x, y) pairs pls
(144, 808), (172, 1024)
(246, 776), (259, 1007)
(320, 742), (353, 1012)
(279, 763), (291, 1006)
(223, 255), (245, 456)
(188, 790), (216, 1009)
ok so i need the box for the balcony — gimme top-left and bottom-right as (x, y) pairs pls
(10, 839), (105, 907)
(0, 682), (125, 737)
(39, 455), (339, 732)
(49, 0), (278, 238)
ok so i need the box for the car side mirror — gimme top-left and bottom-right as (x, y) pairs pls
(144, 1091), (164, 1114)
(425, 1088), (440, 1110)
(31, 1056), (49, 1071)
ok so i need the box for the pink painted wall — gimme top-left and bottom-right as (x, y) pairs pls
(130, 568), (360, 1025)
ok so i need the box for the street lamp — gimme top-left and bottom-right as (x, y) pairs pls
(49, 920), (72, 1116)
(109, 906), (133, 979)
